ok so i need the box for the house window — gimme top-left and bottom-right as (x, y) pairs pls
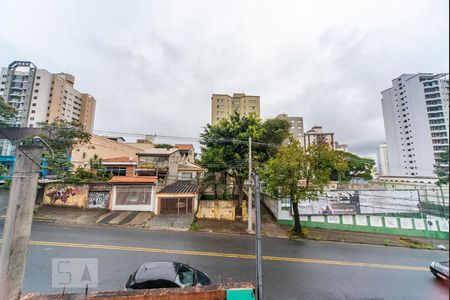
(105, 167), (127, 176)
(181, 172), (193, 180)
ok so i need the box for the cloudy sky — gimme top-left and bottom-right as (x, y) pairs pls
(1, 0), (448, 158)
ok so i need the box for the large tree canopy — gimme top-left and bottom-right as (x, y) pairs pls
(330, 151), (375, 181)
(264, 139), (344, 234)
(199, 112), (291, 202)
(23, 120), (92, 178)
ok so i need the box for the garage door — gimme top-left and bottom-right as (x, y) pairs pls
(160, 198), (193, 214)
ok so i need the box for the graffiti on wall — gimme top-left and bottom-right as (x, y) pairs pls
(44, 184), (88, 208)
(88, 191), (109, 209)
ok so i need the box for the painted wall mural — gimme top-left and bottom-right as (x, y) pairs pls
(44, 184), (88, 208)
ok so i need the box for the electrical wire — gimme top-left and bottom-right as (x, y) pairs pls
(0, 129), (42, 169)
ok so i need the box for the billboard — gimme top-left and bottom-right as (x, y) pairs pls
(298, 190), (420, 215)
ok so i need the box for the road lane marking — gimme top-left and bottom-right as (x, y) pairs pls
(27, 240), (429, 272)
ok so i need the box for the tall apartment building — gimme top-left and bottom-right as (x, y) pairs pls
(303, 126), (335, 149)
(377, 143), (390, 176)
(381, 73), (449, 177)
(275, 113), (304, 144)
(211, 93), (260, 125)
(0, 61), (96, 132)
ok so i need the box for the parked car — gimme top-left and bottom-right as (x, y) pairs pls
(126, 261), (212, 290)
(430, 261), (449, 280)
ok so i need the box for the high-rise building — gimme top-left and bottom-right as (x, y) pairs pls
(377, 143), (390, 176)
(211, 93), (260, 125)
(0, 61), (96, 132)
(303, 126), (335, 149)
(381, 73), (449, 177)
(275, 113), (304, 144)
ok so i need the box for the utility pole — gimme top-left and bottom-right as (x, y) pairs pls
(0, 145), (43, 300)
(254, 173), (263, 300)
(247, 136), (253, 233)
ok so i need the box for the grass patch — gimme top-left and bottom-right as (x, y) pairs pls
(189, 222), (200, 231)
(384, 239), (392, 247)
(398, 237), (433, 250)
(289, 228), (309, 239)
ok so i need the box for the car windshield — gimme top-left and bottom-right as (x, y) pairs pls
(175, 265), (195, 287)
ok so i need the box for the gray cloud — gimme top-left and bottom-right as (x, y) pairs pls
(0, 0), (448, 158)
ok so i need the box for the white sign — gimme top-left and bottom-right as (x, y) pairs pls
(414, 219), (425, 230)
(370, 216), (383, 227)
(327, 215), (340, 224)
(355, 215), (368, 226)
(52, 258), (98, 288)
(311, 215), (325, 223)
(342, 215), (354, 225)
(438, 220), (449, 232)
(399, 218), (413, 229)
(300, 216), (308, 221)
(384, 217), (398, 228)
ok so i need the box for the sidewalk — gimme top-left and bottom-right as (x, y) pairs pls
(302, 227), (449, 249)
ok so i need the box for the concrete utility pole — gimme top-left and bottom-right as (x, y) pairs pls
(0, 145), (43, 300)
(247, 136), (253, 233)
(254, 173), (263, 300)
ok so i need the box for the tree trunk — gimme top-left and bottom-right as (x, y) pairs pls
(292, 201), (302, 234)
(237, 177), (243, 205)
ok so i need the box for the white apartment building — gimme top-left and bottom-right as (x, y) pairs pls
(376, 143), (390, 176)
(0, 61), (96, 132)
(381, 73), (449, 177)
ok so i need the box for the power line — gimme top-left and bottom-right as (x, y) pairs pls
(0, 129), (42, 169)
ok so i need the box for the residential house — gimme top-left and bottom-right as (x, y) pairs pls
(71, 134), (143, 169)
(102, 156), (137, 177)
(175, 144), (195, 163)
(109, 176), (157, 211)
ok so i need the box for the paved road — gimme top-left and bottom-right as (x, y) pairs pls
(0, 220), (448, 300)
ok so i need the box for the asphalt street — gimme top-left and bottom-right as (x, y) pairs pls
(0, 219), (448, 300)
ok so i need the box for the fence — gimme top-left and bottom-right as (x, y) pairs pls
(277, 214), (449, 240)
(261, 189), (449, 240)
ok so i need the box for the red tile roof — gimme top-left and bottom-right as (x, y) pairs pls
(175, 144), (194, 150)
(109, 176), (157, 183)
(103, 156), (137, 163)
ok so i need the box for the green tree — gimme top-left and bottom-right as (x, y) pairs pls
(200, 112), (291, 202)
(0, 164), (8, 175)
(24, 120), (92, 178)
(330, 151), (375, 181)
(0, 96), (17, 128)
(65, 154), (112, 183)
(264, 139), (342, 234)
(434, 147), (449, 186)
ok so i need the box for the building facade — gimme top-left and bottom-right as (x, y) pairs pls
(381, 73), (449, 177)
(303, 126), (335, 149)
(377, 143), (390, 176)
(335, 141), (349, 152)
(1, 61), (96, 132)
(211, 93), (260, 125)
(275, 113), (304, 144)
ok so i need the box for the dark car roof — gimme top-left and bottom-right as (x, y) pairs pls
(134, 262), (180, 283)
